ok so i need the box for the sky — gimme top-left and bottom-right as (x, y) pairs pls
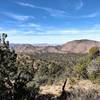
(0, 0), (100, 44)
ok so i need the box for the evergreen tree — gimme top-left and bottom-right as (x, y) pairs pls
(0, 33), (17, 79)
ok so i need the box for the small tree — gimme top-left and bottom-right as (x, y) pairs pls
(74, 56), (90, 79)
(87, 60), (100, 82)
(0, 33), (18, 99)
(0, 33), (17, 79)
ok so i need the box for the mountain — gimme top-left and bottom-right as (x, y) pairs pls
(60, 39), (100, 53)
(10, 39), (100, 54)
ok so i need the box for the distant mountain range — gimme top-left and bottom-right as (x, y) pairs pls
(10, 39), (100, 54)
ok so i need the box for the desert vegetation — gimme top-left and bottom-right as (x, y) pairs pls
(0, 33), (100, 100)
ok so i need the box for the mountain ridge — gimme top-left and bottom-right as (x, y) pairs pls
(10, 39), (100, 54)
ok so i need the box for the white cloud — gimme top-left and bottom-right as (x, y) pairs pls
(2, 24), (100, 36)
(28, 23), (40, 27)
(36, 7), (66, 17)
(17, 25), (100, 36)
(0, 29), (19, 37)
(16, 2), (67, 17)
(47, 9), (66, 17)
(66, 11), (99, 19)
(76, 0), (83, 10)
(15, 1), (99, 19)
(16, 2), (35, 8)
(18, 23), (44, 32)
(0, 24), (100, 44)
(1, 22), (100, 37)
(2, 12), (35, 21)
(83, 12), (99, 18)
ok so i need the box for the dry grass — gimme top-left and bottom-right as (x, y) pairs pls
(40, 80), (100, 97)
(40, 85), (62, 96)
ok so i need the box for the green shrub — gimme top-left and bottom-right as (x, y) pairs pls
(89, 46), (100, 59)
(69, 77), (77, 85)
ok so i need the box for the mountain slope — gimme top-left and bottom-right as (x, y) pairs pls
(60, 39), (100, 53)
(10, 39), (100, 54)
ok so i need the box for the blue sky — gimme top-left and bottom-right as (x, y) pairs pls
(0, 0), (100, 44)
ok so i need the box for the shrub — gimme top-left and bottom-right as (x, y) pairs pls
(96, 56), (100, 63)
(69, 77), (77, 85)
(87, 60), (100, 81)
(89, 46), (100, 59)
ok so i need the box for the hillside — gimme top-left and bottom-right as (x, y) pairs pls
(10, 39), (100, 54)
(1, 33), (100, 100)
(60, 39), (100, 53)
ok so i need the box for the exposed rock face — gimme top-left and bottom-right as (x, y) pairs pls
(10, 39), (100, 54)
